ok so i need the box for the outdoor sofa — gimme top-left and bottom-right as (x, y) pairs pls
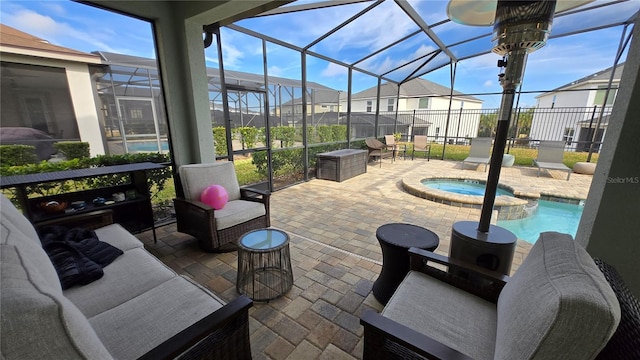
(0, 194), (253, 360)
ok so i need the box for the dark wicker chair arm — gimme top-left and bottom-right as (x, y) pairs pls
(174, 197), (216, 214)
(408, 247), (509, 303)
(594, 258), (640, 360)
(139, 295), (253, 360)
(360, 310), (474, 360)
(240, 187), (271, 202)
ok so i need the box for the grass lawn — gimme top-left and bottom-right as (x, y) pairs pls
(152, 147), (597, 205)
(421, 143), (598, 169)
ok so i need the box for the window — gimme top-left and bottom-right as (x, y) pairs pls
(387, 98), (394, 112)
(418, 97), (430, 109)
(366, 100), (372, 112)
(1, 62), (80, 160)
(594, 85), (616, 106)
(563, 127), (575, 145)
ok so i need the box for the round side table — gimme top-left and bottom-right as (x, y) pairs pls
(372, 223), (440, 305)
(236, 228), (293, 301)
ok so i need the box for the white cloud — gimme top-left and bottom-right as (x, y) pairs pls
(483, 80), (493, 87)
(268, 65), (284, 77)
(3, 9), (120, 53)
(42, 3), (66, 16)
(321, 62), (347, 77)
(222, 43), (244, 68)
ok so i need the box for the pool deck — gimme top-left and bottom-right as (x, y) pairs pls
(136, 158), (594, 359)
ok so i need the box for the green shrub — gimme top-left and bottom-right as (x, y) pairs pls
(0, 145), (38, 166)
(237, 127), (259, 149)
(271, 126), (296, 147)
(0, 153), (171, 202)
(212, 127), (228, 156)
(54, 141), (90, 159)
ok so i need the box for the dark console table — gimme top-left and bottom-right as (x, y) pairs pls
(317, 149), (367, 182)
(1, 162), (166, 239)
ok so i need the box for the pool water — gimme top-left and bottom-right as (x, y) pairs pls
(497, 200), (584, 244)
(423, 180), (512, 197)
(127, 141), (169, 152)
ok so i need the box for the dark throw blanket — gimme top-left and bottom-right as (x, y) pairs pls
(39, 226), (124, 289)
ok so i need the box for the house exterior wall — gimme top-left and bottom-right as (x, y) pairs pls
(0, 53), (105, 157)
(531, 82), (617, 149)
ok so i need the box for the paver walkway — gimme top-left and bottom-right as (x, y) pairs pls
(136, 158), (594, 359)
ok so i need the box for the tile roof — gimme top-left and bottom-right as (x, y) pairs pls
(0, 24), (99, 61)
(351, 77), (481, 102)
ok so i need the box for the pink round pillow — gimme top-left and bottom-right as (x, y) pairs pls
(200, 184), (228, 210)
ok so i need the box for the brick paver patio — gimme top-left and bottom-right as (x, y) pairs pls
(136, 158), (594, 359)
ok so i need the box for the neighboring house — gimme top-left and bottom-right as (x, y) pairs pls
(342, 77), (483, 140)
(278, 87), (343, 117)
(0, 24), (105, 157)
(530, 63), (622, 151)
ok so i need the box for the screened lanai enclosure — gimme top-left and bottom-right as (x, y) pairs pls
(54, 0), (635, 192)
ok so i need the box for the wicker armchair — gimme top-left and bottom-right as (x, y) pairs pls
(361, 232), (620, 360)
(365, 138), (394, 167)
(594, 258), (640, 360)
(174, 162), (270, 252)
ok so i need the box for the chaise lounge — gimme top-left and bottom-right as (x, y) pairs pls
(533, 140), (572, 180)
(461, 137), (492, 172)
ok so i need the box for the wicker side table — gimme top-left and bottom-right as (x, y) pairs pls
(236, 228), (293, 301)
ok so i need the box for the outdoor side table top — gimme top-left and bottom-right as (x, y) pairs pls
(236, 228), (293, 301)
(372, 223), (440, 305)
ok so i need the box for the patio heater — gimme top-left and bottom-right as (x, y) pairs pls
(446, 0), (592, 275)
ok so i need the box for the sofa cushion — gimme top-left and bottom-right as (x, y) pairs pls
(89, 276), (225, 359)
(179, 162), (241, 202)
(65, 247), (177, 317)
(215, 199), (266, 230)
(1, 242), (113, 360)
(0, 195), (40, 242)
(94, 223), (144, 251)
(382, 271), (497, 360)
(495, 232), (621, 360)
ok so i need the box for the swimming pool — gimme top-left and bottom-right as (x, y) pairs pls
(127, 141), (169, 152)
(423, 179), (513, 197)
(497, 200), (584, 244)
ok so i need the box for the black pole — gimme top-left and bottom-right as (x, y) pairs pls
(478, 48), (527, 233)
(478, 89), (515, 232)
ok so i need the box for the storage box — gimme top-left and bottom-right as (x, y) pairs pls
(317, 149), (367, 182)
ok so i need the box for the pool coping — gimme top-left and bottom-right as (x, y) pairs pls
(401, 174), (586, 220)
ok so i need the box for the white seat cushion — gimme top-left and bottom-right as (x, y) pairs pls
(64, 248), (177, 317)
(382, 271), (497, 360)
(89, 276), (224, 360)
(215, 199), (266, 230)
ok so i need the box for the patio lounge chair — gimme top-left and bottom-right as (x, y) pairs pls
(411, 135), (431, 161)
(361, 232), (621, 360)
(384, 135), (398, 152)
(365, 137), (394, 167)
(534, 140), (572, 180)
(174, 162), (271, 252)
(462, 137), (491, 171)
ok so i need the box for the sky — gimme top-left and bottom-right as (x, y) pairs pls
(0, 0), (636, 108)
